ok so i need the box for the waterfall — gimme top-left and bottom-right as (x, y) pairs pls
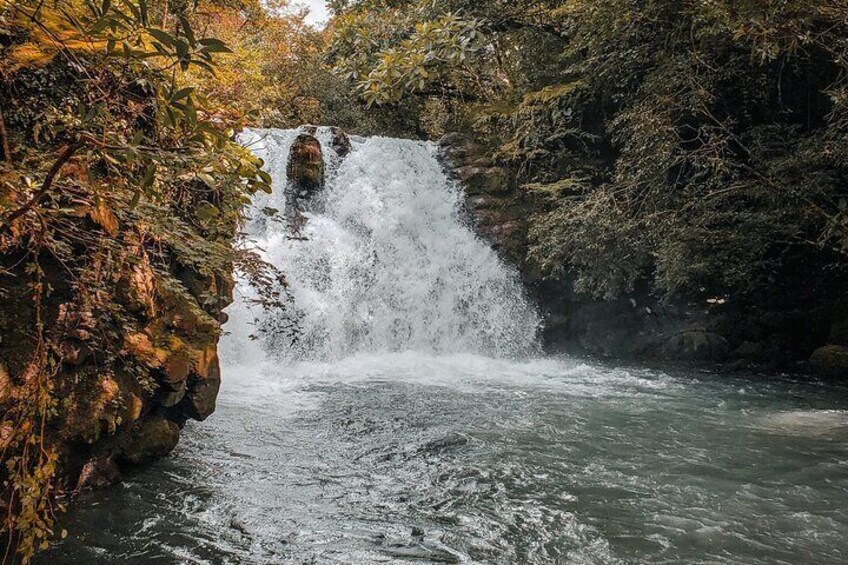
(224, 127), (540, 364)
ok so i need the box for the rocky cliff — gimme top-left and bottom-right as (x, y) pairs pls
(0, 220), (234, 492)
(439, 133), (848, 378)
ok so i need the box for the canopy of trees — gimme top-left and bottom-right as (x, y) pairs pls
(329, 0), (848, 300)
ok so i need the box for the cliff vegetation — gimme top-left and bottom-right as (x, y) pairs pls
(328, 0), (848, 365)
(0, 0), (339, 560)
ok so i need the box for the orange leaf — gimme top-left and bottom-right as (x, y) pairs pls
(89, 203), (119, 237)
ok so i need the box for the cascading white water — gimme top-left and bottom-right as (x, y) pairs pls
(225, 127), (540, 363)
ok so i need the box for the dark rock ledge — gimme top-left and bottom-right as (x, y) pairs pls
(438, 132), (848, 378)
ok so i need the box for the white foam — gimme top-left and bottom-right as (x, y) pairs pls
(224, 128), (540, 368)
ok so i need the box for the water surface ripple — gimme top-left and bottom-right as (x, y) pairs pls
(43, 355), (848, 564)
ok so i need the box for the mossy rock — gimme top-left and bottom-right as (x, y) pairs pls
(810, 345), (848, 380)
(117, 415), (180, 465)
(287, 133), (325, 192)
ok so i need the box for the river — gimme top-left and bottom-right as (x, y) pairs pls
(39, 128), (848, 564)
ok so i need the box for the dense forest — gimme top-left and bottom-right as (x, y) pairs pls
(2, 0), (848, 561)
(325, 0), (848, 368)
(328, 0), (848, 297)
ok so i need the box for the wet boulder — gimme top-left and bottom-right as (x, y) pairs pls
(329, 126), (352, 158)
(810, 345), (848, 380)
(299, 125), (351, 159)
(287, 133), (325, 196)
(75, 453), (121, 490)
(116, 415), (180, 465)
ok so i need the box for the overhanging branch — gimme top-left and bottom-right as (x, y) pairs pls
(2, 142), (81, 228)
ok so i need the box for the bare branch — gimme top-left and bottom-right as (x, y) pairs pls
(2, 142), (81, 228)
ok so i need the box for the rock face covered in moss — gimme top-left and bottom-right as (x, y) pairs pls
(0, 236), (234, 491)
(439, 133), (848, 375)
(0, 1), (275, 553)
(438, 133), (531, 267)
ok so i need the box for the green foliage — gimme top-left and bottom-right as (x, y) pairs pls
(332, 8), (486, 106)
(519, 0), (848, 298)
(0, 0), (272, 560)
(330, 0), (848, 301)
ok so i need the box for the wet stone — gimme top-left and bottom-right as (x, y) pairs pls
(286, 133), (325, 195)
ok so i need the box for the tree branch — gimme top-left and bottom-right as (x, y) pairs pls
(2, 142), (81, 228)
(0, 107), (10, 164)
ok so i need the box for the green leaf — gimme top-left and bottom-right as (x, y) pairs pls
(179, 15), (196, 47)
(125, 1), (140, 22)
(195, 201), (220, 221)
(170, 87), (195, 102)
(89, 17), (111, 34)
(147, 28), (176, 48)
(198, 38), (232, 53)
(138, 0), (148, 26)
(176, 40), (189, 70)
(150, 42), (169, 55)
